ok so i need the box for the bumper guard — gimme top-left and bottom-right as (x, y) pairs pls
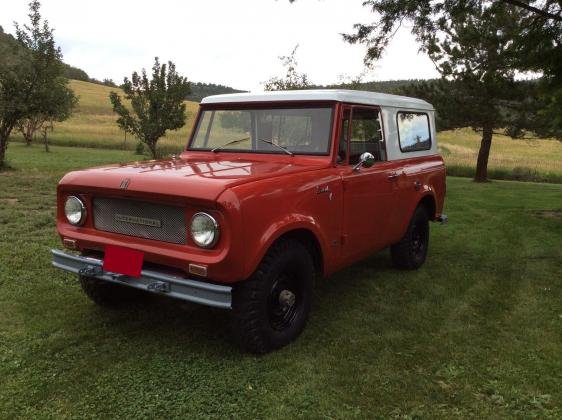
(51, 249), (232, 309)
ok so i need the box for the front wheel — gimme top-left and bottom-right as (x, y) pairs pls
(79, 275), (141, 308)
(391, 206), (430, 270)
(231, 239), (314, 354)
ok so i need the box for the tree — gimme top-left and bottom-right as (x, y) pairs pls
(343, 1), (561, 182)
(0, 0), (76, 167)
(264, 45), (311, 91)
(17, 76), (77, 147)
(509, 1), (562, 141)
(102, 78), (117, 87)
(109, 58), (191, 159)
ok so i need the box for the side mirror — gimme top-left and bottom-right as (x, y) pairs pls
(352, 152), (375, 171)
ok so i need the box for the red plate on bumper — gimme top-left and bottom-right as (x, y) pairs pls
(103, 245), (144, 278)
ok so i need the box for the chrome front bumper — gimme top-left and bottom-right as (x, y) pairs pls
(51, 249), (232, 309)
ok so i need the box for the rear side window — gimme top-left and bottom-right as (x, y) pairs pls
(397, 112), (431, 152)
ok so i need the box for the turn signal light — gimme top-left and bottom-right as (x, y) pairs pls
(189, 263), (207, 277)
(63, 238), (77, 250)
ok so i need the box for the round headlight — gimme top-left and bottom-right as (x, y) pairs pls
(64, 196), (86, 226)
(190, 212), (219, 248)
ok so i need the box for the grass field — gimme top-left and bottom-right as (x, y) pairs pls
(8, 80), (562, 182)
(439, 129), (562, 183)
(0, 144), (561, 418)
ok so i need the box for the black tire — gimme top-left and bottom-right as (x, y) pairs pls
(231, 239), (314, 354)
(391, 206), (430, 270)
(79, 275), (141, 308)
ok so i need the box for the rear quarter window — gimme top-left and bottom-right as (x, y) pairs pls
(397, 112), (431, 152)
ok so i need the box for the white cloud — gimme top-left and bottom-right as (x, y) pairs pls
(0, 0), (439, 90)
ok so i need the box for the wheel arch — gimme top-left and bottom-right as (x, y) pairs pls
(245, 222), (326, 280)
(272, 228), (324, 278)
(418, 193), (437, 221)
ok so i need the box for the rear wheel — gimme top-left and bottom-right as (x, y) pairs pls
(391, 206), (430, 270)
(231, 239), (314, 354)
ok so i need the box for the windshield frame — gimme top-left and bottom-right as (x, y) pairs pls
(186, 101), (336, 156)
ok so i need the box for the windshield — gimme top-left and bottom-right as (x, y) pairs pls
(188, 106), (333, 155)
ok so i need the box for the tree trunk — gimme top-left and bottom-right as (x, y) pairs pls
(147, 141), (158, 159)
(0, 136), (7, 168)
(24, 120), (34, 146)
(474, 123), (493, 182)
(0, 125), (14, 169)
(43, 128), (49, 153)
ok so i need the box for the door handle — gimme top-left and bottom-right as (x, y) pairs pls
(387, 172), (399, 181)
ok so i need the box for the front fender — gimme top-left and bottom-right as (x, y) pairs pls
(243, 215), (330, 280)
(231, 169), (343, 280)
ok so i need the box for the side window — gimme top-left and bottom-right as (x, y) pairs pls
(348, 107), (385, 165)
(397, 112), (431, 152)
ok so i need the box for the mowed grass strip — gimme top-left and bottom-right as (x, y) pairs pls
(1, 144), (561, 418)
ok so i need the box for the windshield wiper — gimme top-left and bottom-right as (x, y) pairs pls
(211, 136), (250, 152)
(258, 139), (294, 156)
(211, 136), (293, 156)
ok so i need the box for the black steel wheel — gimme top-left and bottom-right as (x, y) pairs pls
(391, 206), (430, 270)
(268, 273), (304, 332)
(231, 239), (314, 354)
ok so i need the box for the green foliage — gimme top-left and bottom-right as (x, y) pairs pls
(109, 58), (191, 159)
(134, 140), (145, 155)
(320, 78), (425, 94)
(0, 0), (76, 167)
(343, 0), (562, 182)
(101, 78), (117, 87)
(62, 63), (90, 82)
(264, 45), (311, 91)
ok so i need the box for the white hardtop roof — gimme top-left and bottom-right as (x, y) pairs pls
(201, 89), (433, 110)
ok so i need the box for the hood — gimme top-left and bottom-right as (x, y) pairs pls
(58, 155), (328, 202)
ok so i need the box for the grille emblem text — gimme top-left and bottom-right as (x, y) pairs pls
(115, 214), (162, 228)
(119, 178), (130, 189)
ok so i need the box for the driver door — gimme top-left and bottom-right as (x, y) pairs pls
(338, 105), (399, 262)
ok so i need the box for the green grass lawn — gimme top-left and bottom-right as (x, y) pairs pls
(1, 144), (561, 418)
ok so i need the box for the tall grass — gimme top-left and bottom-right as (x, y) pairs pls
(439, 128), (562, 182)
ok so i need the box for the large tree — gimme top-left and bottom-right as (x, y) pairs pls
(0, 1), (76, 167)
(510, 1), (562, 140)
(340, 1), (561, 182)
(109, 58), (191, 159)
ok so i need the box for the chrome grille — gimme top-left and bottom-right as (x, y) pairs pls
(93, 198), (187, 244)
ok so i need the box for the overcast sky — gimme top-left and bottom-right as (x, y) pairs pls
(1, 0), (439, 91)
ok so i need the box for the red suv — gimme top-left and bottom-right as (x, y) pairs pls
(52, 90), (447, 353)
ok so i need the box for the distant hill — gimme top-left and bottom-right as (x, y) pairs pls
(0, 25), (27, 67)
(315, 79), (438, 94)
(187, 82), (246, 102)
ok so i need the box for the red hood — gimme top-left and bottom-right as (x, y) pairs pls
(58, 155), (329, 202)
